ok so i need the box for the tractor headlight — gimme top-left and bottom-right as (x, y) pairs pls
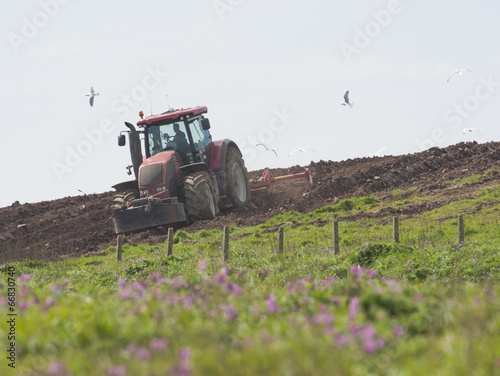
(140, 189), (149, 197)
(155, 185), (167, 193)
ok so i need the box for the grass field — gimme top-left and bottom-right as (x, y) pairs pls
(1, 184), (500, 375)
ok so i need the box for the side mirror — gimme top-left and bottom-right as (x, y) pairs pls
(201, 118), (211, 130)
(118, 134), (126, 146)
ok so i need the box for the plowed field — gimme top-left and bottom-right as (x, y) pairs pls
(1, 141), (499, 263)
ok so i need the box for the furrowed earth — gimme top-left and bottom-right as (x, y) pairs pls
(1, 141), (499, 263)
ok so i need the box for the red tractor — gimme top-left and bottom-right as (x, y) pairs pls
(112, 106), (251, 234)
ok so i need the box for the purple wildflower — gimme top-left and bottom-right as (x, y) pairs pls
(149, 337), (169, 351)
(169, 346), (193, 376)
(229, 283), (244, 297)
(362, 325), (385, 354)
(18, 284), (30, 298)
(107, 365), (127, 376)
(136, 346), (151, 360)
(266, 295), (279, 314)
(393, 326), (404, 337)
(118, 276), (127, 288)
(348, 297), (360, 320)
(330, 296), (341, 305)
(44, 297), (56, 309)
(336, 333), (350, 347)
(125, 343), (138, 355)
(366, 269), (378, 278)
(46, 361), (70, 376)
(224, 305), (238, 321)
(350, 265), (364, 280)
(209, 309), (218, 318)
(413, 294), (424, 303)
(312, 312), (335, 326)
(198, 258), (209, 275)
(17, 274), (32, 281)
(149, 273), (161, 283)
(118, 289), (132, 300)
(214, 267), (228, 284)
(182, 296), (195, 309)
(18, 301), (30, 314)
(364, 337), (386, 354)
(349, 324), (362, 335)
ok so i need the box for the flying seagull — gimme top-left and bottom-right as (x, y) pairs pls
(463, 128), (483, 136)
(86, 87), (100, 106)
(256, 143), (278, 157)
(341, 90), (353, 108)
(288, 147), (316, 157)
(447, 68), (472, 82)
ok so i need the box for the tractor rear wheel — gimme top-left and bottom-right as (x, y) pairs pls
(225, 147), (251, 208)
(113, 188), (139, 209)
(184, 171), (217, 221)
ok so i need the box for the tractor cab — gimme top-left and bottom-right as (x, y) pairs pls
(139, 106), (212, 166)
(112, 105), (256, 234)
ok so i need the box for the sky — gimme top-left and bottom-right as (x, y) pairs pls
(2, 0), (500, 208)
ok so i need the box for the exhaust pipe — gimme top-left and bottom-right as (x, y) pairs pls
(124, 122), (142, 180)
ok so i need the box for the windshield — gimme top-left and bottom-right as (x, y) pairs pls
(188, 118), (211, 152)
(147, 121), (189, 157)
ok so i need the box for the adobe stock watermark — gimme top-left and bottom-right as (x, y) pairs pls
(7, 0), (73, 53)
(339, 0), (403, 63)
(238, 107), (296, 163)
(51, 65), (169, 182)
(213, 0), (244, 21)
(414, 74), (500, 151)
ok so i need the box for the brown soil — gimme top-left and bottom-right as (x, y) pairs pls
(1, 141), (499, 263)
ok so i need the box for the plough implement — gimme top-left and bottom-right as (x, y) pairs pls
(249, 167), (313, 192)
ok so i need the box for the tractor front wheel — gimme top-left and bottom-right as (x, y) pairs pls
(184, 171), (217, 221)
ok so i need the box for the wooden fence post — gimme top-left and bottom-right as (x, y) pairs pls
(116, 235), (123, 261)
(458, 215), (464, 243)
(278, 227), (284, 254)
(333, 220), (339, 255)
(393, 217), (400, 244)
(223, 225), (229, 262)
(167, 227), (174, 256)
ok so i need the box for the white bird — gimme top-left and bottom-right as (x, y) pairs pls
(288, 147), (316, 157)
(256, 143), (278, 157)
(341, 90), (354, 108)
(447, 68), (472, 82)
(85, 87), (100, 106)
(463, 128), (483, 136)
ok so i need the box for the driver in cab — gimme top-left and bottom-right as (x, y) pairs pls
(172, 123), (190, 164)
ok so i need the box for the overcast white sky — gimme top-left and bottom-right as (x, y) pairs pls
(1, 0), (500, 208)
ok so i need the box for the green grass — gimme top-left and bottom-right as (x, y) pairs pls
(2, 186), (500, 375)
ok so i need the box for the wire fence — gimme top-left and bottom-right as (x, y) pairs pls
(116, 215), (473, 261)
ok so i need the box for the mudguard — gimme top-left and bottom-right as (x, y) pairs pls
(112, 180), (138, 193)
